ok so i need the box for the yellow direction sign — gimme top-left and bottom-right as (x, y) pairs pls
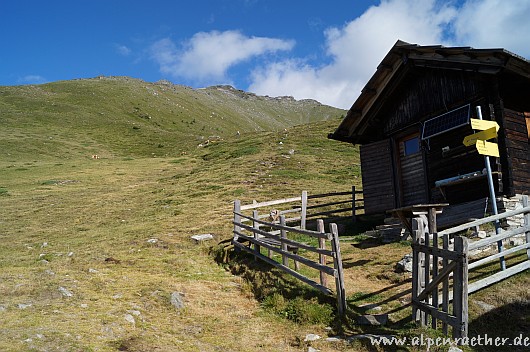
(475, 140), (500, 157)
(463, 126), (498, 147)
(470, 118), (499, 132)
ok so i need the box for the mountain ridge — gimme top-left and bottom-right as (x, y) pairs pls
(0, 76), (345, 160)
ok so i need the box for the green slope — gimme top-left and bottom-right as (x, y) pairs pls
(0, 76), (345, 161)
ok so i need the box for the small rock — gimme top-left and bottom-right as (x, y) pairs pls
(0, 305), (7, 312)
(17, 303), (32, 310)
(147, 238), (158, 244)
(357, 314), (388, 326)
(67, 252), (74, 257)
(308, 347), (320, 352)
(88, 268), (99, 273)
(112, 294), (122, 299)
(58, 286), (73, 297)
(80, 304), (88, 309)
(288, 149), (295, 155)
(476, 231), (487, 239)
(395, 253), (413, 273)
(191, 234), (214, 242)
(41, 242), (48, 248)
(325, 337), (343, 343)
(45, 269), (55, 276)
(475, 300), (496, 312)
(304, 334), (321, 342)
(360, 303), (382, 311)
(128, 310), (141, 316)
(448, 346), (463, 352)
(124, 314), (135, 324)
(170, 292), (185, 310)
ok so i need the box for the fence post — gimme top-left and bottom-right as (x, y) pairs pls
(233, 200), (241, 251)
(442, 234), (450, 336)
(453, 236), (469, 339)
(280, 215), (288, 267)
(253, 210), (260, 261)
(330, 223), (346, 320)
(523, 195), (530, 261)
(301, 190), (308, 230)
(411, 217), (419, 322)
(317, 219), (327, 288)
(428, 208), (438, 329)
(351, 186), (356, 223)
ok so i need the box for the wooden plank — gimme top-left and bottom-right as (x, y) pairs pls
(411, 218), (421, 323)
(438, 207), (530, 236)
(524, 196), (530, 261)
(308, 190), (353, 198)
(468, 260), (530, 294)
(442, 234), (450, 335)
(469, 243), (530, 270)
(468, 225), (530, 251)
(317, 220), (327, 288)
(330, 223), (346, 319)
(280, 216), (288, 267)
(234, 211), (331, 239)
(412, 243), (462, 261)
(452, 236), (468, 338)
(360, 139), (396, 214)
(240, 196), (301, 210)
(234, 231), (337, 276)
(234, 200), (242, 244)
(233, 241), (334, 296)
(306, 199), (352, 209)
(413, 300), (458, 327)
(235, 223), (334, 256)
(308, 207), (352, 218)
(417, 261), (457, 301)
(301, 191), (307, 230)
(253, 210), (260, 261)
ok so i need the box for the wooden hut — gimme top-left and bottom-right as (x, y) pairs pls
(329, 40), (530, 226)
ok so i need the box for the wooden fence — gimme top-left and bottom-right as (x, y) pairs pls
(411, 195), (530, 338)
(236, 187), (363, 230)
(231, 188), (361, 318)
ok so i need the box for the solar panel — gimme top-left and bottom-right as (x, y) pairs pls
(421, 104), (470, 140)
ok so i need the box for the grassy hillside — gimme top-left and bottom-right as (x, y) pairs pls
(0, 77), (343, 160)
(0, 79), (527, 352)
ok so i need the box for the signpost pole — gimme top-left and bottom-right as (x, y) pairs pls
(476, 106), (505, 270)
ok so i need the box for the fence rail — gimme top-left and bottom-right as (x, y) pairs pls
(232, 189), (359, 318)
(411, 195), (530, 339)
(237, 187), (363, 229)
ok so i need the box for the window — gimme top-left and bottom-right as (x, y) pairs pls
(403, 136), (420, 155)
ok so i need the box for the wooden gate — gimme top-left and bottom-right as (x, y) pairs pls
(411, 195), (530, 338)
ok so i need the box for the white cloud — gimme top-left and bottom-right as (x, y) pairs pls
(451, 0), (530, 57)
(150, 30), (294, 84)
(17, 75), (47, 84)
(147, 0), (530, 109)
(249, 0), (530, 109)
(115, 44), (131, 56)
(250, 0), (458, 109)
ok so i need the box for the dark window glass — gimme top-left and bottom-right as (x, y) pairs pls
(404, 137), (420, 155)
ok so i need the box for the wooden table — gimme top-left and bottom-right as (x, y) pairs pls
(388, 203), (448, 236)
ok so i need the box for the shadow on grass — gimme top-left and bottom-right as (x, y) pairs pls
(468, 300), (530, 352)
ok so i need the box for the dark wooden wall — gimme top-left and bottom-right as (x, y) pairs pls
(360, 139), (396, 214)
(425, 125), (496, 204)
(503, 109), (530, 195)
(381, 69), (485, 136)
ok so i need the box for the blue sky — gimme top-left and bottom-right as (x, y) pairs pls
(1, 0), (530, 108)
